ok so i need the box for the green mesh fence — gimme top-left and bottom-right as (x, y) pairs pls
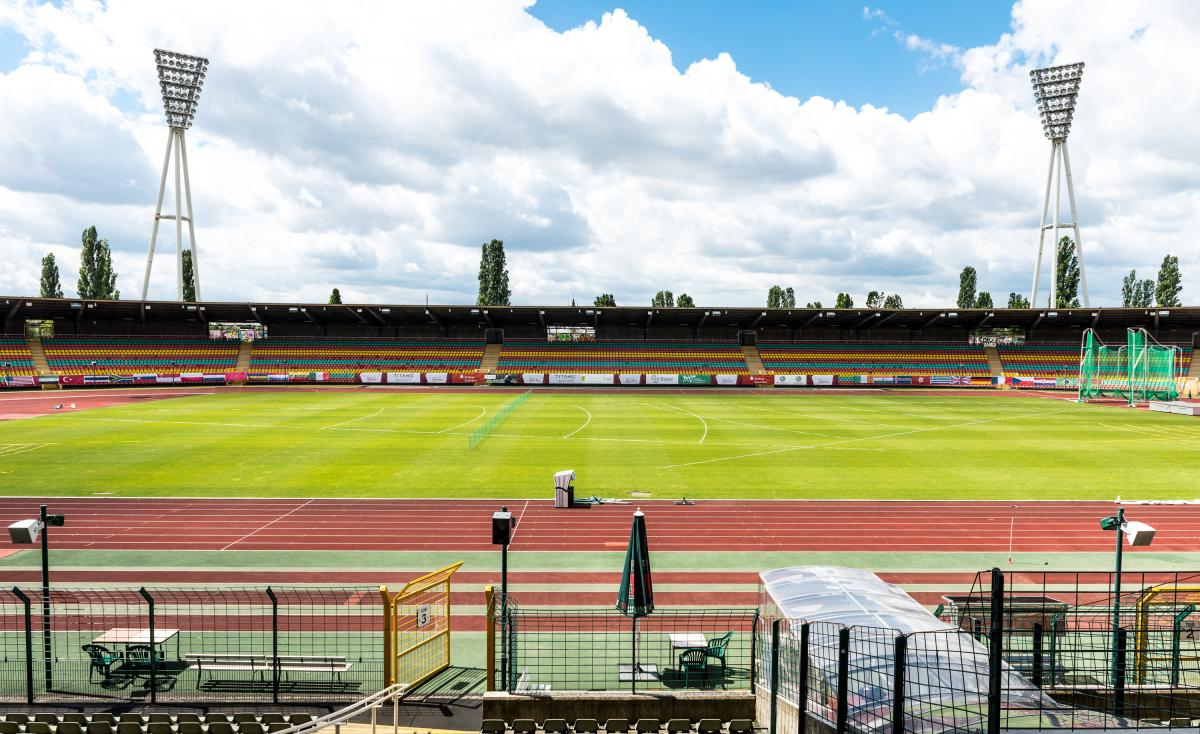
(1079, 328), (1179, 405)
(468, 390), (531, 449)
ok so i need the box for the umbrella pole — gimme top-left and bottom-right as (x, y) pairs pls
(632, 614), (638, 694)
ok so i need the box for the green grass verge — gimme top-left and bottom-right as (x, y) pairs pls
(1, 391), (1197, 498)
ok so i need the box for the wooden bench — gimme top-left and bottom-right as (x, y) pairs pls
(185, 653), (351, 688)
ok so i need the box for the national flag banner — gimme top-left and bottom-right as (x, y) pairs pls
(81, 374), (111, 385)
(931, 375), (953, 385)
(267, 374), (289, 382)
(180, 373), (205, 384)
(894, 376), (912, 385)
(201, 374), (226, 383)
(247, 373), (270, 383)
(953, 376), (972, 385)
(223, 372), (248, 383)
(135, 374), (157, 385)
(39, 375), (58, 384)
(873, 376), (895, 385)
(9, 376), (38, 387)
(113, 375), (135, 385)
(287, 373), (312, 383)
(61, 375), (85, 386)
(156, 375), (180, 384)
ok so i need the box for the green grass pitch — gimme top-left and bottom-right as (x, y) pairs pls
(1, 389), (1197, 498)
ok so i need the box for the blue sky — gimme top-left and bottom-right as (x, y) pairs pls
(529, 1), (1016, 118)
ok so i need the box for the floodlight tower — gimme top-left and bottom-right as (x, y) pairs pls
(1029, 62), (1089, 309)
(141, 49), (208, 302)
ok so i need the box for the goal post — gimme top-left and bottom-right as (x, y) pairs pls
(1078, 328), (1180, 405)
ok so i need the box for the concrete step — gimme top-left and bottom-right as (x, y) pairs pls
(480, 343), (502, 373)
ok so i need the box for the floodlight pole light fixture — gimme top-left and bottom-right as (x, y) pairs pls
(1029, 62), (1090, 310)
(142, 49), (208, 303)
(7, 505), (65, 692)
(1100, 506), (1156, 696)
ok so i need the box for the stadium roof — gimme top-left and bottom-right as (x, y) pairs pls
(2, 296), (1198, 332)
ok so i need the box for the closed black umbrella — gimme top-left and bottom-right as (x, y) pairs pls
(616, 508), (654, 691)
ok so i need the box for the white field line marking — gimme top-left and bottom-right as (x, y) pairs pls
(662, 407), (1073, 469)
(437, 407), (488, 434)
(220, 499), (316, 551)
(320, 406), (386, 430)
(508, 499), (531, 544)
(0, 443), (58, 458)
(640, 402), (708, 444)
(679, 408), (839, 439)
(63, 416), (285, 430)
(733, 401), (876, 425)
(1099, 422), (1199, 442)
(562, 405), (592, 439)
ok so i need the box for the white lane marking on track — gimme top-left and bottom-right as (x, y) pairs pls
(437, 407), (488, 434)
(640, 402), (708, 443)
(0, 443), (57, 458)
(661, 408), (1072, 469)
(220, 498), (316, 551)
(508, 499), (531, 544)
(320, 407), (386, 430)
(562, 405), (592, 439)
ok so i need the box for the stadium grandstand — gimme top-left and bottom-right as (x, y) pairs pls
(758, 341), (990, 377)
(42, 335), (239, 375)
(0, 336), (35, 376)
(250, 336), (485, 372)
(497, 339), (749, 374)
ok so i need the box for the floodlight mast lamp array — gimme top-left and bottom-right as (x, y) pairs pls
(1029, 62), (1089, 310)
(141, 49), (208, 302)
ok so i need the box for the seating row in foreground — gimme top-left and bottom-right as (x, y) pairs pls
(482, 719), (755, 734)
(0, 714), (315, 734)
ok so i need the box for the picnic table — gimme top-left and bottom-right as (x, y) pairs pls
(92, 628), (181, 660)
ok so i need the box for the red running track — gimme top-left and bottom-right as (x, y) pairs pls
(0, 497), (1198, 552)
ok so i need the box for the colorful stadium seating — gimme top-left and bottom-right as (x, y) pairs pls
(497, 340), (749, 374)
(42, 335), (239, 375)
(0, 336), (36, 376)
(997, 343), (1194, 378)
(758, 342), (991, 376)
(248, 337), (485, 372)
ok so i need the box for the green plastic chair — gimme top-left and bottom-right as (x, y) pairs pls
(678, 647), (708, 687)
(705, 631), (734, 673)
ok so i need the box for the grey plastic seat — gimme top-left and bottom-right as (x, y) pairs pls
(117, 723), (143, 734)
(573, 721), (599, 734)
(603, 720), (629, 734)
(205, 715), (230, 725)
(177, 722), (204, 734)
(34, 715), (59, 725)
(147, 724), (173, 734)
(239, 723), (264, 734)
(258, 717), (285, 726)
(543, 720), (568, 734)
(266, 725), (289, 734)
(4, 716), (29, 726)
(0, 723), (16, 734)
(62, 717), (89, 726)
(146, 716), (173, 726)
(635, 720), (661, 734)
(208, 722), (236, 734)
(118, 716), (145, 726)
(26, 723), (53, 734)
(84, 722), (113, 734)
(57, 724), (83, 734)
(510, 720), (537, 734)
(90, 717), (116, 726)
(695, 720), (722, 734)
(175, 715), (201, 726)
(481, 721), (508, 734)
(285, 716), (313, 726)
(665, 721), (691, 734)
(727, 721), (753, 734)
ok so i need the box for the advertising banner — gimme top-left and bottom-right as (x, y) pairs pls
(424, 373), (449, 384)
(811, 375), (834, 386)
(522, 373), (547, 385)
(385, 372), (421, 384)
(449, 372), (482, 384)
(549, 374), (580, 385)
(774, 374), (807, 386)
(715, 374), (739, 386)
(579, 374), (614, 385)
(679, 375), (712, 386)
(645, 374), (678, 386)
(740, 375), (772, 386)
(359, 372), (383, 384)
(618, 374), (643, 385)
(222, 372), (247, 383)
(836, 375), (869, 385)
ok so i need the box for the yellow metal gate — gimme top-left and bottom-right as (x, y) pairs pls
(380, 562), (463, 688)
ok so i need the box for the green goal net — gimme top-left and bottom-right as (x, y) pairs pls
(1078, 328), (1180, 405)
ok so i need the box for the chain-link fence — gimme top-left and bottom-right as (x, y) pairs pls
(0, 586), (383, 705)
(490, 596), (757, 692)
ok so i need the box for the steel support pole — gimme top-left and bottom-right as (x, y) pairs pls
(1061, 140), (1088, 307)
(179, 130), (202, 301)
(1111, 507), (1125, 688)
(1050, 141), (1063, 309)
(139, 587), (156, 703)
(174, 130), (184, 301)
(891, 634), (907, 734)
(769, 620), (781, 734)
(1031, 142), (1056, 308)
(39, 505), (51, 692)
(986, 568), (1004, 734)
(12, 587), (33, 704)
(142, 131), (174, 301)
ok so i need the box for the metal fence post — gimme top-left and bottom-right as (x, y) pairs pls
(484, 586), (496, 692)
(891, 634), (907, 734)
(266, 586), (280, 704)
(1113, 627), (1127, 718)
(986, 568), (1004, 734)
(797, 623), (810, 734)
(12, 588), (33, 704)
(769, 619), (781, 734)
(836, 627), (850, 734)
(750, 609), (760, 686)
(138, 587), (157, 704)
(1031, 622), (1044, 689)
